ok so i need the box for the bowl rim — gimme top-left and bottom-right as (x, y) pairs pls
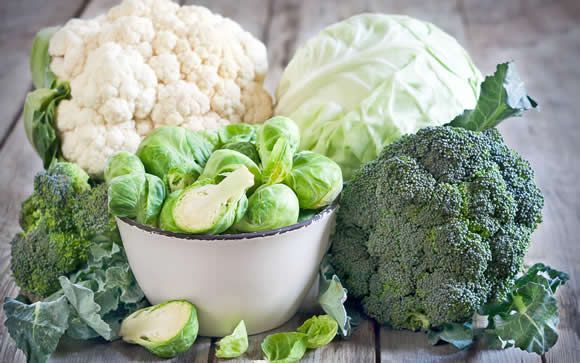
(118, 201), (338, 241)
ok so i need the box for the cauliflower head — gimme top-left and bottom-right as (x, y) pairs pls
(47, 0), (273, 176)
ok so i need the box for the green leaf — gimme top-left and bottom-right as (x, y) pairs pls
(23, 81), (70, 168)
(296, 315), (338, 349)
(30, 27), (59, 89)
(3, 296), (70, 363)
(515, 263), (569, 293)
(215, 320), (249, 358)
(261, 332), (308, 363)
(448, 62), (538, 131)
(262, 137), (294, 185)
(318, 257), (352, 336)
(105, 265), (145, 304)
(427, 322), (475, 350)
(487, 282), (559, 354)
(59, 277), (113, 340)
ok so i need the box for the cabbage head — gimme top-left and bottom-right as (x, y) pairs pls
(275, 14), (482, 179)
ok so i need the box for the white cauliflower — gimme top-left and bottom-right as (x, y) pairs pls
(47, 0), (272, 176)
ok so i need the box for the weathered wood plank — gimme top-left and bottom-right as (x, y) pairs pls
(0, 0), (88, 145)
(208, 311), (376, 363)
(460, 1), (580, 362)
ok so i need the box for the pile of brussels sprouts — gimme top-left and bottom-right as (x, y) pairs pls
(105, 117), (343, 234)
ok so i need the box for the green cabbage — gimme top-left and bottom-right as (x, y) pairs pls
(275, 14), (483, 179)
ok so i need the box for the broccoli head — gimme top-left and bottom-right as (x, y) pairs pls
(330, 126), (543, 330)
(10, 162), (113, 299)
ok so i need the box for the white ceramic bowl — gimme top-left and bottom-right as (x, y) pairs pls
(116, 205), (337, 337)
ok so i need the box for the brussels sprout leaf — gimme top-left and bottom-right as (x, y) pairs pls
(318, 257), (352, 336)
(4, 296), (70, 363)
(448, 62), (538, 131)
(297, 315), (338, 349)
(261, 332), (308, 363)
(216, 320), (249, 358)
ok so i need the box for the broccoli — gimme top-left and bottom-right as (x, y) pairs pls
(330, 126), (543, 331)
(10, 162), (114, 299)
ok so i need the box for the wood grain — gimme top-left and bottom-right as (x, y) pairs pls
(461, 1), (580, 362)
(1, 0), (579, 362)
(0, 0), (88, 145)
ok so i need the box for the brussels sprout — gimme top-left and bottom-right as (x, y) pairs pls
(257, 117), (300, 185)
(104, 151), (145, 184)
(199, 149), (261, 185)
(108, 173), (166, 226)
(257, 116), (301, 158)
(120, 300), (198, 359)
(284, 151), (343, 209)
(233, 184), (299, 232)
(159, 191), (182, 233)
(136, 127), (215, 192)
(219, 123), (258, 144)
(298, 209), (319, 223)
(221, 141), (261, 165)
(216, 320), (249, 358)
(161, 167), (254, 234)
(261, 137), (294, 185)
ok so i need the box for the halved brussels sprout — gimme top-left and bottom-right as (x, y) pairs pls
(221, 141), (261, 165)
(136, 127), (215, 192)
(161, 167), (254, 234)
(284, 151), (342, 209)
(104, 151), (145, 184)
(120, 300), (198, 359)
(108, 173), (166, 226)
(233, 184), (299, 232)
(199, 149), (261, 185)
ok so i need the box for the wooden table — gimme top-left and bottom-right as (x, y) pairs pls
(1, 0), (579, 362)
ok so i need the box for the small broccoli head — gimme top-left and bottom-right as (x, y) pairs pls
(10, 222), (89, 299)
(330, 126), (543, 330)
(11, 163), (112, 299)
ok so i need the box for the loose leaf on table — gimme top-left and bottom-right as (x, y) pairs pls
(482, 264), (568, 354)
(59, 277), (113, 340)
(515, 262), (570, 293)
(318, 257), (352, 336)
(427, 322), (475, 350)
(297, 315), (338, 349)
(215, 320), (249, 358)
(261, 332), (308, 363)
(3, 296), (70, 363)
(487, 282), (559, 354)
(447, 62), (538, 131)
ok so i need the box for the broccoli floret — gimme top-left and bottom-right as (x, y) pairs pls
(10, 163), (111, 299)
(10, 223), (88, 300)
(330, 127), (543, 330)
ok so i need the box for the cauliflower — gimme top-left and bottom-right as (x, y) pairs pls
(34, 0), (272, 176)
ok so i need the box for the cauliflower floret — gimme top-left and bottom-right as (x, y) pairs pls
(48, 0), (272, 177)
(60, 122), (141, 176)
